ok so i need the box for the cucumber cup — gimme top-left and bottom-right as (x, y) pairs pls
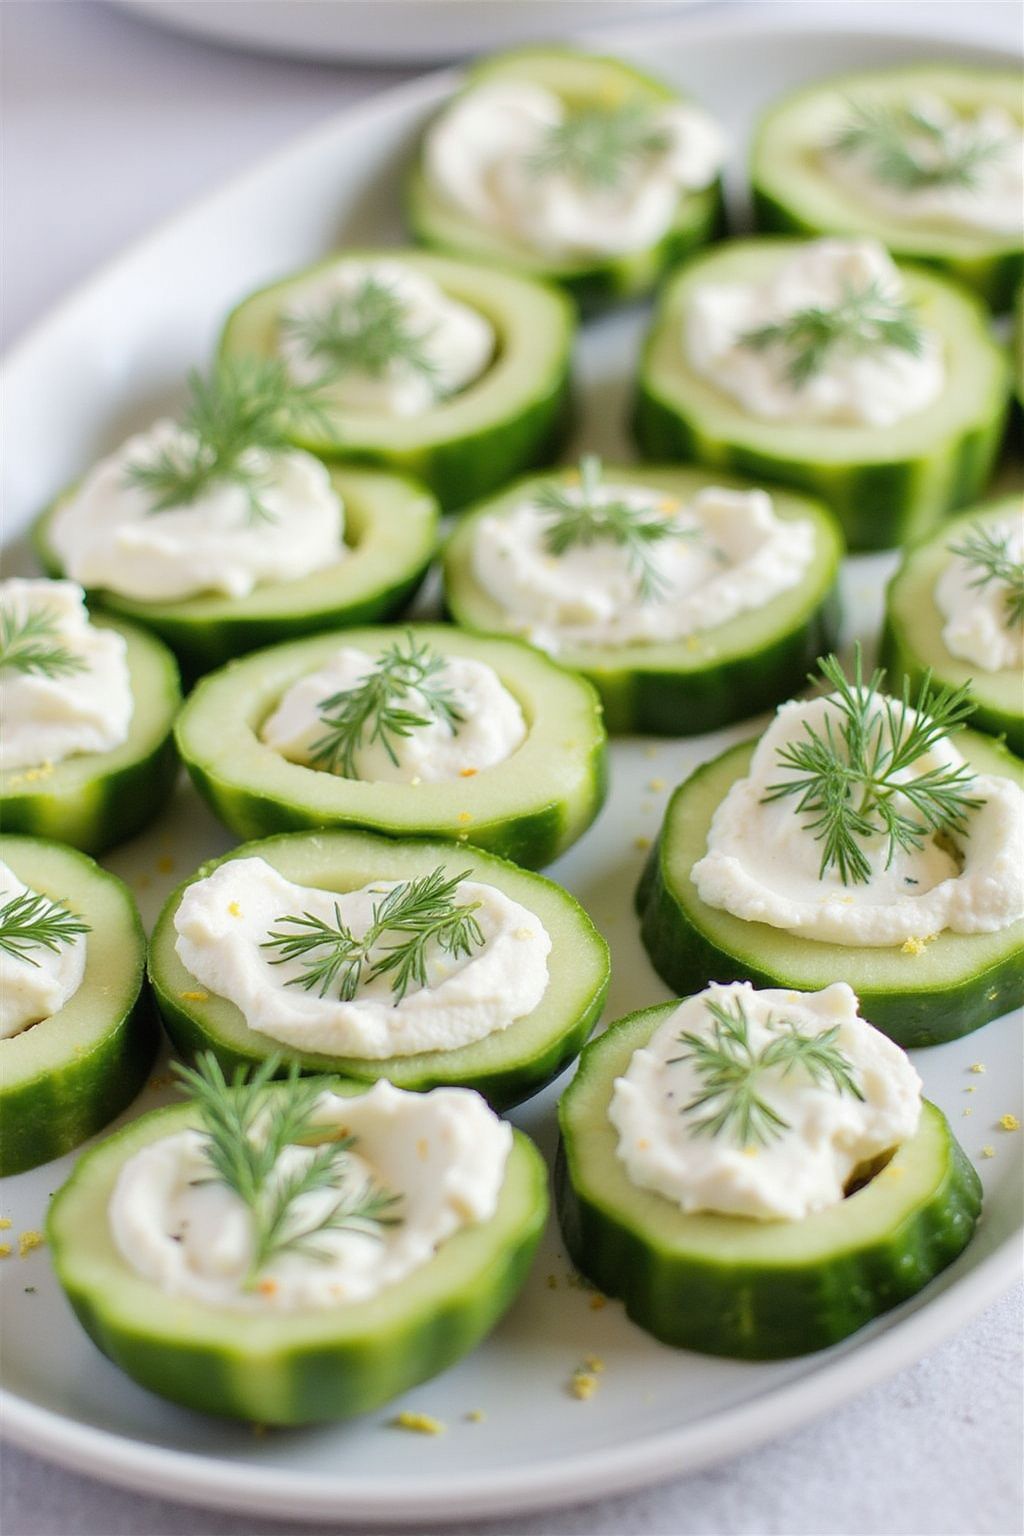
(219, 251), (575, 511)
(0, 614), (180, 855)
(47, 1082), (547, 1423)
(0, 836), (153, 1176)
(149, 828), (611, 1110)
(637, 732), (1024, 1048)
(34, 467), (439, 677)
(174, 623), (607, 869)
(634, 239), (1011, 552)
(442, 466), (843, 736)
(751, 66), (1024, 311)
(881, 497), (1024, 756)
(557, 1003), (982, 1359)
(407, 46), (725, 313)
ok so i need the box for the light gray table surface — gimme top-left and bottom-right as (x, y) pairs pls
(2, 3), (1022, 1533)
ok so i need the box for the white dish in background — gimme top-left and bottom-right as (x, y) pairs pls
(1, 14), (1021, 1527)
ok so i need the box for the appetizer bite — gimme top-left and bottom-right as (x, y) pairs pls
(0, 578), (179, 852)
(174, 624), (606, 869)
(218, 251), (574, 508)
(407, 45), (725, 311)
(752, 65), (1023, 309)
(557, 981), (982, 1358)
(882, 496), (1024, 755)
(443, 457), (842, 735)
(149, 828), (610, 1110)
(47, 1057), (547, 1422)
(634, 236), (1010, 550)
(0, 835), (152, 1176)
(637, 651), (1024, 1046)
(34, 361), (439, 675)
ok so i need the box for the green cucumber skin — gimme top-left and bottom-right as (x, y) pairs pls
(879, 614), (1024, 759)
(556, 1021), (981, 1358)
(634, 383), (1009, 555)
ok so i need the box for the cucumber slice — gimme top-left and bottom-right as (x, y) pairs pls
(219, 250), (574, 511)
(174, 624), (607, 869)
(33, 467), (438, 678)
(751, 66), (1024, 311)
(0, 615), (180, 855)
(634, 239), (1011, 552)
(406, 46), (724, 314)
(636, 732), (1024, 1048)
(557, 1003), (982, 1359)
(0, 835), (153, 1176)
(442, 465), (843, 735)
(881, 497), (1024, 756)
(149, 828), (611, 1110)
(47, 1084), (547, 1423)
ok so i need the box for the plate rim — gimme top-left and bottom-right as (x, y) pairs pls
(1, 9), (1020, 1525)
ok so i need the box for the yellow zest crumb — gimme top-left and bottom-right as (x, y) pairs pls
(900, 936), (930, 956)
(584, 1354), (605, 1373)
(569, 1370), (599, 1401)
(156, 855), (175, 875)
(635, 1137), (650, 1151)
(228, 901), (243, 918)
(410, 776), (422, 786)
(0, 1246), (11, 1260)
(999, 1114), (1020, 1132)
(464, 1409), (486, 1424)
(457, 811), (472, 824)
(634, 836), (651, 851)
(18, 1231), (44, 1258)
(390, 1411), (445, 1436)
(965, 1085), (977, 1094)
(742, 1146), (759, 1158)
(416, 1138), (429, 1162)
(180, 990), (209, 1003)
(588, 1294), (607, 1312)
(257, 1278), (278, 1297)
(546, 1273), (558, 1290)
(459, 767), (478, 778)
(980, 1146), (996, 1159)
(657, 498), (679, 515)
(0, 1218), (10, 1231)
(9, 762), (55, 786)
(648, 778), (666, 792)
(970, 1062), (986, 1074)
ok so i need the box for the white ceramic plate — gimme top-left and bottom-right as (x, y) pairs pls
(1, 14), (1021, 1527)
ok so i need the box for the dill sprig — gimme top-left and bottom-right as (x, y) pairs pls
(535, 455), (697, 601)
(0, 606), (87, 681)
(668, 993), (864, 1147)
(526, 97), (670, 190)
(173, 1051), (402, 1288)
(763, 648), (984, 887)
(262, 865), (485, 1005)
(0, 887), (89, 966)
(280, 278), (441, 391)
(124, 358), (334, 523)
(740, 278), (924, 389)
(831, 97), (1008, 192)
(947, 522), (1024, 631)
(309, 633), (463, 780)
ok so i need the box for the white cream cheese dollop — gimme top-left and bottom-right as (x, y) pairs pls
(0, 580), (133, 772)
(934, 508), (1024, 673)
(260, 646), (526, 782)
(471, 483), (814, 652)
(278, 260), (494, 417)
(827, 94), (1024, 237)
(173, 857), (551, 1057)
(48, 422), (344, 602)
(685, 238), (944, 427)
(0, 859), (87, 1039)
(423, 80), (723, 260)
(610, 982), (921, 1222)
(108, 1080), (512, 1310)
(692, 693), (1024, 946)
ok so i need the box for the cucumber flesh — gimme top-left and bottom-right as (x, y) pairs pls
(174, 623), (607, 869)
(557, 1003), (982, 1358)
(442, 465), (844, 735)
(634, 239), (1011, 551)
(149, 828), (611, 1111)
(636, 732), (1024, 1047)
(47, 1086), (547, 1423)
(0, 835), (153, 1176)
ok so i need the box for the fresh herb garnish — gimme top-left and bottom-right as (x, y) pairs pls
(280, 278), (441, 392)
(173, 1051), (402, 1287)
(124, 358), (333, 523)
(0, 607), (86, 680)
(763, 648), (984, 887)
(526, 98), (670, 190)
(947, 522), (1024, 631)
(668, 993), (864, 1148)
(739, 278), (924, 389)
(831, 97), (1008, 192)
(535, 455), (697, 601)
(262, 865), (485, 1005)
(0, 887), (89, 965)
(309, 633), (463, 780)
